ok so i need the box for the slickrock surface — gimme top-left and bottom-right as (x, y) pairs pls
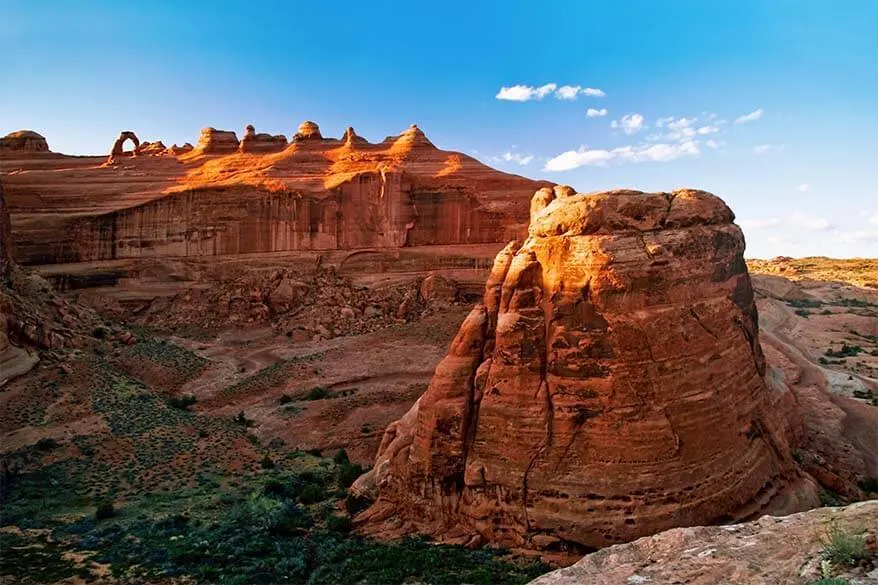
(353, 187), (820, 553)
(0, 130), (49, 152)
(529, 500), (878, 585)
(1, 121), (547, 266)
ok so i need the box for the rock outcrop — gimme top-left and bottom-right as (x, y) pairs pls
(353, 187), (819, 553)
(293, 120), (322, 142)
(194, 127), (240, 154)
(529, 500), (878, 585)
(3, 122), (548, 265)
(239, 124), (288, 153)
(0, 130), (49, 153)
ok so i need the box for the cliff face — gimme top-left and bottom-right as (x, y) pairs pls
(2, 122), (547, 265)
(353, 187), (819, 552)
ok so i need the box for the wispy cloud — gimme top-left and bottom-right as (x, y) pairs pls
(735, 108), (764, 124)
(791, 212), (834, 231)
(798, 183), (810, 192)
(544, 140), (699, 171)
(586, 108), (608, 118)
(495, 83), (557, 101)
(753, 144), (784, 154)
(555, 85), (581, 100)
(705, 139), (724, 149)
(611, 113), (645, 135)
(495, 83), (605, 101)
(739, 218), (781, 230)
(491, 151), (534, 166)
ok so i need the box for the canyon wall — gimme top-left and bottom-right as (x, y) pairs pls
(1, 124), (546, 266)
(353, 187), (819, 553)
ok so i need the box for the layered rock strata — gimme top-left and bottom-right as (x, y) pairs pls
(3, 121), (547, 265)
(353, 187), (818, 552)
(194, 127), (240, 154)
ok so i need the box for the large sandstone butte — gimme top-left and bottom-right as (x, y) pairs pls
(353, 186), (820, 553)
(0, 123), (547, 266)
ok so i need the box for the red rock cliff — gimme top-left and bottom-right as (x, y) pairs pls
(353, 186), (819, 552)
(1, 122), (548, 265)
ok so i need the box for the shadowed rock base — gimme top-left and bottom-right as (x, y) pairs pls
(353, 187), (820, 554)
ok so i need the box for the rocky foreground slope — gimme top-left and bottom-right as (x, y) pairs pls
(0, 123), (547, 265)
(530, 500), (878, 585)
(353, 186), (821, 553)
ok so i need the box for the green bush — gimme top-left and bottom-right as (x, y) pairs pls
(304, 387), (329, 401)
(94, 499), (115, 520)
(338, 462), (364, 488)
(167, 394), (197, 410)
(298, 484), (327, 505)
(325, 513), (352, 533)
(260, 455), (275, 470)
(811, 579), (851, 585)
(821, 524), (865, 566)
(279, 394), (293, 405)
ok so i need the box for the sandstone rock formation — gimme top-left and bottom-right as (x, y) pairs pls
(293, 120), (322, 141)
(240, 124), (288, 153)
(2, 122), (547, 265)
(342, 126), (368, 146)
(136, 140), (167, 155)
(353, 187), (819, 552)
(194, 127), (240, 154)
(0, 130), (49, 153)
(529, 500), (878, 585)
(0, 183), (12, 283)
(110, 131), (140, 156)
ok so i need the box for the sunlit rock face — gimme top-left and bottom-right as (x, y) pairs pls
(1, 123), (549, 266)
(353, 187), (819, 553)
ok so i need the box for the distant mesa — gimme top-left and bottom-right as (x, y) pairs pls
(0, 130), (50, 153)
(195, 127), (240, 154)
(293, 120), (323, 142)
(240, 124), (288, 154)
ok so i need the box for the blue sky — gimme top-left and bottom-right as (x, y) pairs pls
(2, 0), (876, 257)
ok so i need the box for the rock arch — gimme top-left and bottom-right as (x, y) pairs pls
(110, 131), (140, 156)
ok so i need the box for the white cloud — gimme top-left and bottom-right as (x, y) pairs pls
(668, 117), (696, 130)
(696, 126), (719, 135)
(656, 116), (674, 128)
(791, 212), (834, 231)
(496, 83), (557, 101)
(586, 108), (608, 118)
(869, 212), (878, 226)
(705, 139), (723, 149)
(611, 113), (645, 135)
(543, 140), (700, 171)
(492, 151), (534, 166)
(798, 183), (809, 192)
(833, 230), (878, 243)
(753, 144), (784, 154)
(555, 85), (581, 100)
(739, 218), (781, 230)
(496, 83), (604, 101)
(735, 108), (764, 124)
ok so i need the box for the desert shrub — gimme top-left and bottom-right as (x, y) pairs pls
(819, 490), (842, 507)
(811, 579), (851, 585)
(167, 394), (197, 410)
(825, 344), (863, 358)
(92, 327), (107, 339)
(35, 438), (60, 451)
(260, 455), (275, 470)
(94, 499), (115, 520)
(304, 386), (329, 400)
(233, 411), (254, 427)
(788, 298), (823, 308)
(338, 462), (364, 488)
(796, 309), (811, 318)
(361, 424), (372, 434)
(821, 524), (866, 566)
(298, 484), (327, 505)
(279, 393), (293, 405)
(332, 449), (349, 465)
(325, 513), (352, 533)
